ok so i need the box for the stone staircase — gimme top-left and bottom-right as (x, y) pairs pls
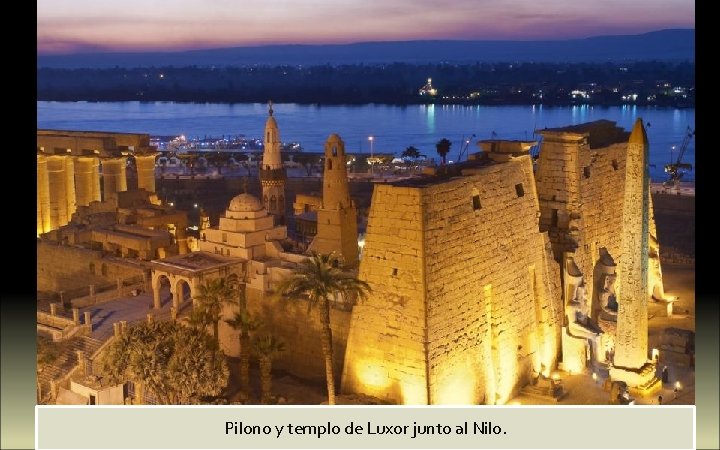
(37, 335), (104, 404)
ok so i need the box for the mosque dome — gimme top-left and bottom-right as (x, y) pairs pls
(227, 193), (264, 213)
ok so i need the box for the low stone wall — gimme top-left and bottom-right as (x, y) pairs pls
(71, 281), (146, 308)
(38, 311), (76, 329)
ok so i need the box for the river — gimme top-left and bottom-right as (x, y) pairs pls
(37, 101), (695, 181)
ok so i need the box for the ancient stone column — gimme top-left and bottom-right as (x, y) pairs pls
(101, 157), (127, 201)
(49, 303), (57, 316)
(134, 153), (158, 193)
(153, 283), (161, 310)
(37, 155), (51, 236)
(72, 308), (80, 325)
(113, 322), (121, 337)
(146, 313), (154, 324)
(120, 320), (128, 334)
(172, 289), (180, 310)
(171, 306), (177, 321)
(74, 156), (101, 206)
(84, 311), (92, 332)
(46, 155), (76, 230)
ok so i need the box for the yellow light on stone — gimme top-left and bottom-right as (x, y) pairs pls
(551, 373), (561, 381)
(400, 379), (427, 405)
(675, 381), (682, 391)
(355, 360), (390, 391)
(651, 348), (660, 361)
(592, 372), (598, 382)
(436, 368), (476, 404)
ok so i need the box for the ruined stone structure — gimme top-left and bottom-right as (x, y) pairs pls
(37, 130), (158, 235)
(307, 134), (359, 267)
(533, 119), (661, 394)
(259, 102), (287, 224)
(38, 190), (189, 295)
(341, 119), (664, 403)
(342, 148), (563, 404)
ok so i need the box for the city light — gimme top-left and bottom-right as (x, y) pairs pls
(368, 136), (375, 176)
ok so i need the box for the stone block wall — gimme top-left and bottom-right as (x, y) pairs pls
(341, 185), (428, 404)
(535, 129), (664, 326)
(245, 288), (352, 382)
(575, 144), (627, 298)
(37, 242), (105, 292)
(342, 156), (563, 404)
(37, 242), (145, 294)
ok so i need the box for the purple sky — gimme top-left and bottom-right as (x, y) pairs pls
(37, 0), (695, 54)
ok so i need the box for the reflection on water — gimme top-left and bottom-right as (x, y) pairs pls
(37, 102), (694, 181)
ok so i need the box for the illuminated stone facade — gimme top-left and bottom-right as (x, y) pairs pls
(534, 119), (661, 394)
(37, 130), (158, 235)
(342, 120), (663, 403)
(342, 154), (563, 404)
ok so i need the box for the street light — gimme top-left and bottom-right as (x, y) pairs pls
(368, 136), (374, 176)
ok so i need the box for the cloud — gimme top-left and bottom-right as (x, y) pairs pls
(37, 0), (695, 53)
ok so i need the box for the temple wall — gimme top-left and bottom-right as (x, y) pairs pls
(245, 288), (352, 382)
(423, 159), (562, 404)
(37, 242), (144, 293)
(343, 157), (563, 404)
(341, 185), (429, 404)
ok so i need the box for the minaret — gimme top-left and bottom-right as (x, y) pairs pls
(609, 118), (659, 393)
(259, 101), (286, 224)
(308, 134), (359, 267)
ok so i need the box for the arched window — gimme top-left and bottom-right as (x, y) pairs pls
(264, 195), (268, 208)
(267, 132), (270, 141)
(270, 195), (277, 211)
(278, 195), (284, 209)
(332, 146), (337, 156)
(328, 159), (333, 170)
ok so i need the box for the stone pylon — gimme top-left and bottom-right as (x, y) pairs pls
(259, 101), (287, 224)
(609, 118), (659, 394)
(308, 134), (358, 267)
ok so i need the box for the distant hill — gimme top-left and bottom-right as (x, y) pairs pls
(37, 29), (694, 69)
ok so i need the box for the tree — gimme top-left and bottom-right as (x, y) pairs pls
(436, 138), (452, 165)
(225, 293), (262, 398)
(194, 278), (233, 340)
(100, 321), (229, 404)
(401, 146), (421, 160)
(252, 335), (285, 404)
(294, 153), (320, 176)
(274, 252), (371, 405)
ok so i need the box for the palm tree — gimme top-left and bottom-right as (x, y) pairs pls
(101, 321), (228, 404)
(401, 146), (421, 160)
(225, 307), (262, 398)
(252, 335), (285, 404)
(194, 278), (233, 341)
(274, 252), (371, 405)
(436, 138), (452, 165)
